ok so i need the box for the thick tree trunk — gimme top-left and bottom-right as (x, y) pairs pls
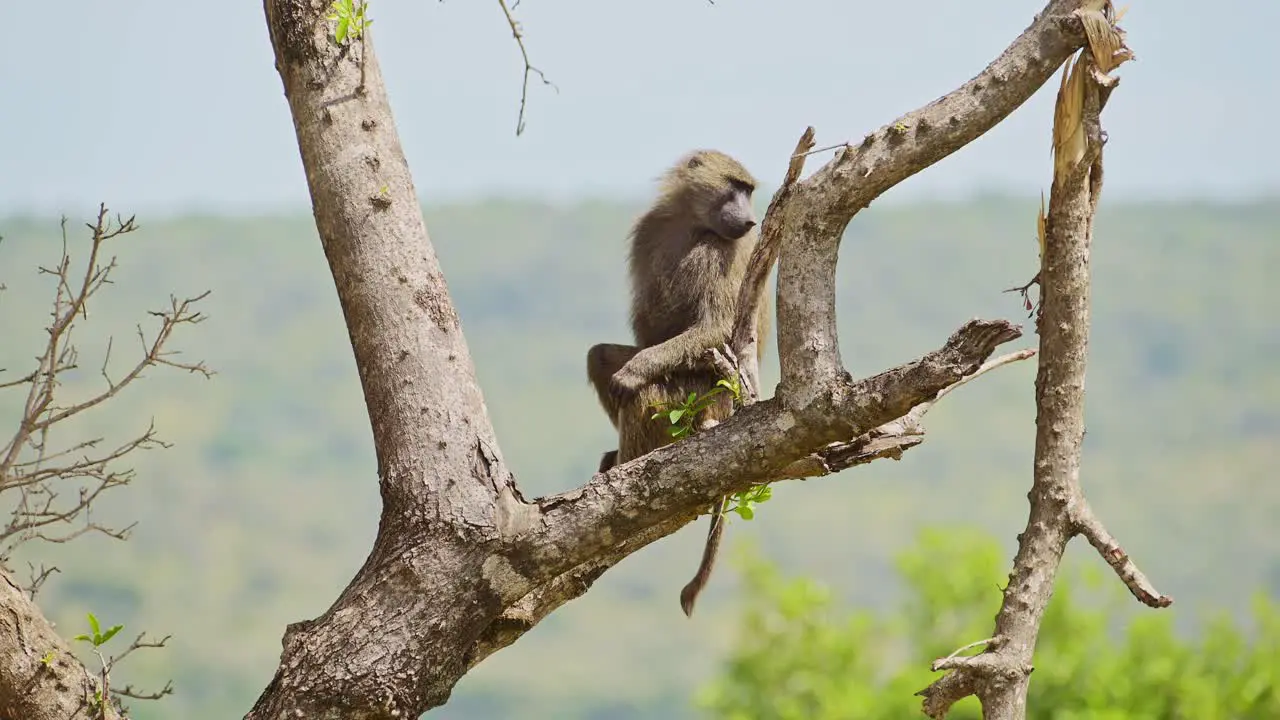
(251, 2), (525, 717)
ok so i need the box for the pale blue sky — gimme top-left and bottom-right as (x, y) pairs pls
(2, 0), (1275, 216)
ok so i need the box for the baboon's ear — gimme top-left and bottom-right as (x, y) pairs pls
(686, 154), (704, 170)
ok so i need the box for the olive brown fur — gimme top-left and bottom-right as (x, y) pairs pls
(586, 149), (770, 617)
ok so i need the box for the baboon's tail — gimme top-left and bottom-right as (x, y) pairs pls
(679, 496), (728, 617)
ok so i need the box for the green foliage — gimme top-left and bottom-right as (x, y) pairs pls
(700, 528), (1280, 720)
(74, 612), (125, 648)
(726, 484), (771, 521)
(651, 376), (742, 440)
(650, 374), (774, 522)
(327, 0), (371, 44)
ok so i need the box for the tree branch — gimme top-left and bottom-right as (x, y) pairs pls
(771, 0), (1089, 404)
(462, 342), (1036, 666)
(0, 206), (202, 718)
(521, 318), (1022, 590)
(727, 126), (816, 402)
(252, 0), (1102, 717)
(918, 5), (1160, 717)
(0, 208), (209, 566)
(1073, 503), (1172, 609)
(496, 0), (555, 136)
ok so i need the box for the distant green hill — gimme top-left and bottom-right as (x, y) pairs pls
(0, 197), (1276, 719)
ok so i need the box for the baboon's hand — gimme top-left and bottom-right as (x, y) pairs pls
(608, 365), (647, 402)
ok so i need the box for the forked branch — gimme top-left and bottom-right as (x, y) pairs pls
(918, 4), (1164, 717)
(251, 0), (1117, 716)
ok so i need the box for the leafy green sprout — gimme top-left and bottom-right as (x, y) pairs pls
(649, 374), (775, 521)
(74, 612), (124, 648)
(650, 376), (741, 440)
(73, 613), (125, 715)
(327, 0), (373, 45)
(725, 484), (772, 520)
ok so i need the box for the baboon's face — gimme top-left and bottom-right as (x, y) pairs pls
(704, 180), (756, 241)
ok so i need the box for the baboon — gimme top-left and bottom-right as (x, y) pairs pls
(586, 149), (770, 617)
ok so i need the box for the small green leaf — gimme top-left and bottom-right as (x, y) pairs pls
(40, 650), (54, 666)
(736, 506), (755, 520)
(668, 408), (685, 424)
(72, 634), (91, 643)
(87, 613), (100, 637)
(100, 624), (124, 645)
(335, 18), (350, 43)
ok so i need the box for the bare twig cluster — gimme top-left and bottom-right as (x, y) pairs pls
(0, 204), (212, 586)
(0, 204), (206, 719)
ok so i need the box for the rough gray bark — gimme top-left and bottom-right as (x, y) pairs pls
(243, 1), (1109, 718)
(0, 577), (121, 719)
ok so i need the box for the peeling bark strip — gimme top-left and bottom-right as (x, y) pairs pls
(251, 0), (1100, 718)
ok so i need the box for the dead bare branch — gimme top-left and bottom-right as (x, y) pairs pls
(0, 205), (211, 573)
(918, 5), (1159, 717)
(1074, 503), (1172, 608)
